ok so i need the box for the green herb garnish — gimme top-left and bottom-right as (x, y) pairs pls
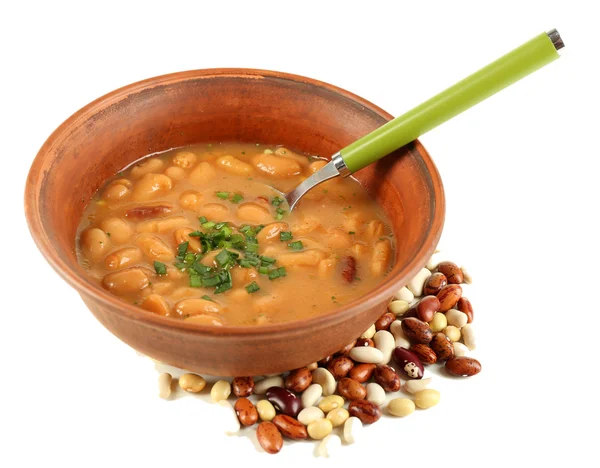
(177, 242), (189, 258)
(276, 208), (286, 220)
(216, 191), (230, 200)
(268, 267), (287, 280)
(271, 196), (284, 207)
(231, 193), (243, 204)
(245, 281), (260, 293)
(153, 261), (167, 275)
(280, 231), (293, 241)
(288, 241), (303, 250)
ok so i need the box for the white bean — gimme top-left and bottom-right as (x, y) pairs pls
(407, 268), (432, 297)
(373, 330), (395, 364)
(253, 376), (284, 395)
(446, 309), (468, 328)
(461, 265), (472, 284)
(218, 400), (241, 435)
(453, 342), (470, 357)
(301, 383), (323, 407)
(210, 380), (231, 402)
(462, 324), (476, 350)
(348, 347), (383, 364)
(311, 368), (336, 396)
(426, 252), (446, 270)
(388, 300), (410, 316)
(366, 382), (386, 406)
(343, 417), (363, 445)
(393, 286), (414, 302)
(390, 320), (411, 349)
(297, 406), (325, 425)
(444, 325), (461, 342)
(317, 434), (342, 458)
(360, 324), (376, 339)
(158, 373), (172, 399)
(403, 377), (432, 394)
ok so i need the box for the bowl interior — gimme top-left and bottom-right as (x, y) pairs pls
(26, 69), (443, 331)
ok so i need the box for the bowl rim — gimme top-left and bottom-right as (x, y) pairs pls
(25, 68), (445, 338)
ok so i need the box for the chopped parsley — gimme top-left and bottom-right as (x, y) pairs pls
(280, 231), (293, 241)
(216, 191), (230, 200)
(275, 208), (286, 220)
(153, 261), (167, 275)
(231, 193), (243, 204)
(288, 241), (303, 250)
(271, 196), (284, 207)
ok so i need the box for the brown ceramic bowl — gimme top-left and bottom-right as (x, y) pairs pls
(25, 69), (444, 376)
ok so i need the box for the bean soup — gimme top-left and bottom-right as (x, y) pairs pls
(77, 144), (394, 325)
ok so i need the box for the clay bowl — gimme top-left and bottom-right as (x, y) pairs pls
(25, 69), (444, 376)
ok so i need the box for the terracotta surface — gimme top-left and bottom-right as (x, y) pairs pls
(24, 69), (445, 376)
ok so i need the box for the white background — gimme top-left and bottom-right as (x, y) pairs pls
(2, 1), (598, 466)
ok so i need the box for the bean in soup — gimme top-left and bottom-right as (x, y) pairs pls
(77, 144), (394, 325)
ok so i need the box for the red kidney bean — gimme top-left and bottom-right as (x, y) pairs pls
(393, 347), (424, 379)
(266, 387), (302, 417)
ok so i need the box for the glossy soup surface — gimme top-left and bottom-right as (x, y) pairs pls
(77, 143), (394, 326)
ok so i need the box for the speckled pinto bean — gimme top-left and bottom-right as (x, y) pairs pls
(327, 356), (355, 380)
(256, 421), (283, 454)
(348, 400), (382, 424)
(337, 378), (367, 401)
(375, 311), (396, 331)
(430, 333), (455, 361)
(285, 367), (313, 392)
(232, 376), (255, 397)
(410, 344), (437, 365)
(349, 363), (377, 383)
(423, 272), (448, 296)
(437, 261), (464, 284)
(457, 297), (474, 323)
(266, 387), (301, 417)
(234, 398), (259, 426)
(373, 365), (401, 392)
(272, 414), (308, 440)
(445, 356), (482, 376)
(436, 284), (463, 312)
(401, 317), (433, 344)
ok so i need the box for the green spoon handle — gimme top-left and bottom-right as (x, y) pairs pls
(339, 30), (564, 173)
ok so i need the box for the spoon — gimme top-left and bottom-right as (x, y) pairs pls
(280, 29), (564, 211)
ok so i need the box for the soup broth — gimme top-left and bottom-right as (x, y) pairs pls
(77, 143), (394, 325)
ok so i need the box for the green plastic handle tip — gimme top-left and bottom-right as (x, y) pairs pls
(340, 31), (562, 173)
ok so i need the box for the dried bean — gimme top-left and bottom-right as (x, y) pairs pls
(410, 344), (437, 365)
(373, 330), (395, 364)
(423, 272), (448, 296)
(256, 421), (283, 454)
(393, 347), (424, 379)
(407, 268), (432, 297)
(429, 312), (448, 333)
(327, 356), (355, 380)
(462, 324), (476, 350)
(232, 376), (254, 397)
(430, 333), (455, 361)
(311, 368), (336, 396)
(257, 399), (276, 421)
(307, 418), (333, 440)
(348, 400), (382, 424)
(403, 377), (432, 394)
(457, 297), (474, 323)
(337, 378), (367, 401)
(366, 382), (386, 406)
(210, 380), (231, 402)
(387, 398), (415, 417)
(326, 407), (349, 427)
(234, 397), (258, 426)
(348, 363), (377, 383)
(318, 395), (345, 413)
(414, 389), (440, 409)
(301, 383), (323, 407)
(266, 387), (301, 417)
(446, 308), (468, 328)
(158, 373), (172, 399)
(389, 300), (410, 316)
(401, 317), (433, 344)
(348, 346), (383, 364)
(285, 367), (312, 392)
(437, 261), (463, 284)
(416, 295), (440, 322)
(272, 414), (308, 440)
(254, 376), (284, 394)
(394, 286), (414, 302)
(436, 284), (462, 312)
(373, 365), (401, 392)
(297, 406), (325, 425)
(445, 356), (482, 376)
(355, 338), (374, 347)
(343, 416), (363, 444)
(375, 312), (395, 331)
